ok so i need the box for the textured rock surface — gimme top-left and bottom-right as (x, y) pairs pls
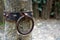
(3, 21), (31, 40)
(0, 19), (60, 40)
(4, 21), (18, 40)
(32, 19), (60, 40)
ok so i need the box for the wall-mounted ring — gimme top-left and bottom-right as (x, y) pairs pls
(16, 15), (34, 35)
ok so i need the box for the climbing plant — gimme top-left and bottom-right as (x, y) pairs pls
(55, 2), (60, 13)
(32, 0), (47, 11)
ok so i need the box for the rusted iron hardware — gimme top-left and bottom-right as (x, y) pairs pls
(3, 11), (32, 21)
(16, 14), (34, 35)
(3, 12), (21, 21)
(3, 11), (34, 35)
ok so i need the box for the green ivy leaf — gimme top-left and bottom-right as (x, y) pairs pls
(50, 12), (54, 15)
(33, 0), (42, 3)
(43, 0), (46, 4)
(37, 8), (42, 11)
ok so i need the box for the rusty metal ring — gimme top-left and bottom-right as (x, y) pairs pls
(16, 15), (34, 35)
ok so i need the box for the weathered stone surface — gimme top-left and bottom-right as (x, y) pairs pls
(32, 19), (60, 40)
(0, 19), (60, 40)
(3, 0), (33, 40)
(4, 21), (18, 40)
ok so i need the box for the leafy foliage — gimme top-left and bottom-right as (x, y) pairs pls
(55, 2), (60, 13)
(33, 0), (47, 4)
(32, 0), (47, 11)
(50, 12), (55, 15)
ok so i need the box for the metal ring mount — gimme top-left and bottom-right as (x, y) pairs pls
(16, 15), (34, 35)
(3, 11), (34, 35)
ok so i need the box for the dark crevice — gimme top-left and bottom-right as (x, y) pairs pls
(50, 0), (56, 19)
